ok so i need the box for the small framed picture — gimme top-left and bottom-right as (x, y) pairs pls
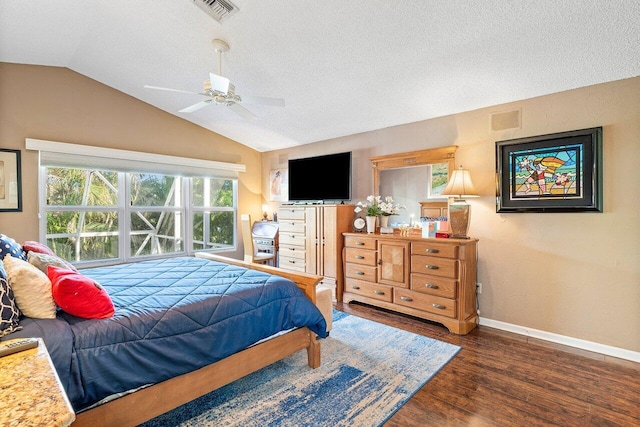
(0, 148), (22, 212)
(427, 162), (449, 199)
(269, 169), (288, 202)
(496, 127), (602, 213)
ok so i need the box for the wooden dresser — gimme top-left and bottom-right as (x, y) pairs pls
(278, 204), (354, 301)
(342, 232), (478, 334)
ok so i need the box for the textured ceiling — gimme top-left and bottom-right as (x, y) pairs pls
(1, 1), (639, 152)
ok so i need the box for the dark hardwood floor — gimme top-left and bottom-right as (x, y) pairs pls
(334, 302), (640, 427)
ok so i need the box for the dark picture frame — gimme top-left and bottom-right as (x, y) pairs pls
(0, 148), (23, 212)
(496, 127), (602, 213)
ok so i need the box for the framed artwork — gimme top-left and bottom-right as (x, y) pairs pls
(427, 162), (449, 199)
(496, 127), (602, 213)
(269, 168), (288, 202)
(0, 149), (22, 212)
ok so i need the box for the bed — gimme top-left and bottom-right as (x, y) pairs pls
(7, 253), (326, 427)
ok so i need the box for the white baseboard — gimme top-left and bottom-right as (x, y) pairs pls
(479, 317), (640, 363)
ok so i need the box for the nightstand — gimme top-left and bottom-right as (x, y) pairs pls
(0, 338), (75, 426)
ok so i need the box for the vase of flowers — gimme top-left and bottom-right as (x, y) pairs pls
(354, 195), (382, 233)
(378, 196), (405, 228)
(365, 215), (377, 233)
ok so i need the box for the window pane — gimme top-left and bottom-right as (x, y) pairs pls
(48, 236), (119, 262)
(130, 173), (180, 207)
(194, 211), (234, 249)
(46, 167), (118, 206)
(192, 212), (205, 250)
(47, 211), (118, 233)
(192, 178), (233, 207)
(130, 211), (184, 256)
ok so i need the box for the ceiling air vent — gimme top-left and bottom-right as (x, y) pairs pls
(192, 0), (239, 22)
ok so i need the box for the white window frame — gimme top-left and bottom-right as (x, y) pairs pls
(28, 139), (244, 267)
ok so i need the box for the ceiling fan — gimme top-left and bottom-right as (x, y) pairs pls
(144, 39), (285, 120)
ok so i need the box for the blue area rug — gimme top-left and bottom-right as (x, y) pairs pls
(141, 311), (460, 426)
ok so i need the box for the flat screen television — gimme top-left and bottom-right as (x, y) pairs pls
(288, 151), (352, 202)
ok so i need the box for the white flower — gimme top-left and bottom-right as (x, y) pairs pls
(354, 195), (382, 216)
(378, 196), (405, 216)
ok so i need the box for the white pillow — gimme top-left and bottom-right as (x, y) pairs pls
(3, 254), (56, 319)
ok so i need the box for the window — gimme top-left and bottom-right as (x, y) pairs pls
(42, 167), (237, 266)
(28, 139), (245, 267)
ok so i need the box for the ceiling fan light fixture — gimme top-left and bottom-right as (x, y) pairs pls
(145, 37), (283, 119)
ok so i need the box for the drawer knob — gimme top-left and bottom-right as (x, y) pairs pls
(288, 260), (296, 264)
(288, 248), (296, 251)
(425, 248), (440, 254)
(354, 255), (365, 260)
(355, 271), (365, 275)
(400, 296), (413, 302)
(374, 290), (385, 295)
(432, 303), (446, 310)
(351, 285), (360, 290)
(425, 283), (439, 289)
(355, 241), (365, 246)
(425, 265), (439, 270)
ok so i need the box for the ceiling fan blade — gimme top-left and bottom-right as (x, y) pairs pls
(144, 85), (199, 95)
(209, 73), (230, 94)
(240, 95), (285, 107)
(228, 102), (257, 120)
(179, 100), (213, 113)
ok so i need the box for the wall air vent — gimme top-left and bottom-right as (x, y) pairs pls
(192, 0), (239, 22)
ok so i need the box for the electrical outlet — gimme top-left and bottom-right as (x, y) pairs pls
(476, 282), (482, 294)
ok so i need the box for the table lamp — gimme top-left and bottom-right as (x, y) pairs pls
(441, 166), (478, 239)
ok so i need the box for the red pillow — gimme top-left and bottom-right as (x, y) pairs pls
(22, 241), (56, 256)
(47, 266), (115, 319)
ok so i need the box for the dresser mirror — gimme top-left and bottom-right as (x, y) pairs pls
(371, 146), (457, 227)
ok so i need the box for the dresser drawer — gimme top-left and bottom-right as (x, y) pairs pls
(278, 208), (306, 221)
(279, 244), (305, 260)
(394, 288), (456, 319)
(410, 274), (457, 298)
(344, 247), (377, 266)
(344, 236), (376, 250)
(279, 255), (306, 272)
(280, 233), (306, 247)
(345, 263), (377, 282)
(411, 241), (459, 259)
(278, 221), (306, 234)
(345, 278), (393, 302)
(411, 255), (458, 279)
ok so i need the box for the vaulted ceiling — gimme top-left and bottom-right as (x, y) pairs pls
(1, 1), (639, 152)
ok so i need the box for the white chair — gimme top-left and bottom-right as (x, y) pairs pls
(241, 214), (276, 265)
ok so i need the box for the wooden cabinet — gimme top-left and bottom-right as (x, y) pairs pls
(279, 205), (354, 301)
(343, 233), (478, 334)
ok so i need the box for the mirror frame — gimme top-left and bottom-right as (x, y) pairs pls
(371, 146), (457, 222)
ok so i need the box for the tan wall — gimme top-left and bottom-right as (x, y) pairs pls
(0, 63), (266, 259)
(263, 77), (640, 353)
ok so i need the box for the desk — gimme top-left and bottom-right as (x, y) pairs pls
(0, 338), (75, 426)
(252, 220), (279, 266)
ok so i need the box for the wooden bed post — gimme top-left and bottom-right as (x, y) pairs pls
(308, 333), (321, 368)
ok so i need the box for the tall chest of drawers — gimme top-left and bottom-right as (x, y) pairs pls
(279, 204), (354, 301)
(343, 232), (478, 334)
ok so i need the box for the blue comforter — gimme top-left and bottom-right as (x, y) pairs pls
(10, 256), (326, 411)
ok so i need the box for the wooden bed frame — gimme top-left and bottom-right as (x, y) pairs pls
(71, 254), (323, 427)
